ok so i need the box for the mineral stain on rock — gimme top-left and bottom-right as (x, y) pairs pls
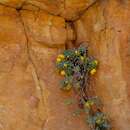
(0, 0), (129, 130)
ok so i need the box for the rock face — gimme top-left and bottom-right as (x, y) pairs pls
(74, 1), (130, 130)
(0, 0), (130, 130)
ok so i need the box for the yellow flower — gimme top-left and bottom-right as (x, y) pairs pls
(75, 50), (78, 54)
(75, 50), (79, 55)
(90, 69), (96, 75)
(56, 54), (65, 63)
(65, 84), (72, 91)
(84, 102), (90, 108)
(60, 70), (66, 76)
(94, 60), (98, 65)
(64, 63), (67, 67)
(96, 119), (102, 124)
(56, 58), (61, 62)
(80, 56), (84, 61)
(84, 101), (94, 108)
(58, 54), (65, 59)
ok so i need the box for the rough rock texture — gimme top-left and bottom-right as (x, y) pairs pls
(0, 5), (46, 130)
(0, 3), (88, 130)
(0, 0), (130, 130)
(0, 0), (96, 20)
(74, 1), (130, 130)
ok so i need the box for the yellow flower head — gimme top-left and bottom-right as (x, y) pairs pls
(75, 50), (80, 55)
(84, 101), (94, 108)
(84, 102), (90, 108)
(56, 58), (61, 63)
(65, 84), (72, 91)
(75, 50), (78, 54)
(60, 70), (66, 76)
(80, 56), (84, 61)
(96, 119), (102, 124)
(94, 60), (98, 65)
(90, 69), (96, 75)
(64, 63), (67, 67)
(58, 54), (65, 59)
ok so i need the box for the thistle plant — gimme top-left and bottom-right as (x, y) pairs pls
(56, 45), (111, 130)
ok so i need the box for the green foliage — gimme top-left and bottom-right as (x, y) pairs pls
(87, 112), (111, 130)
(56, 45), (98, 90)
(56, 45), (111, 130)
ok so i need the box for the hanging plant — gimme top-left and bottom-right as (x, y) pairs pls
(56, 45), (111, 130)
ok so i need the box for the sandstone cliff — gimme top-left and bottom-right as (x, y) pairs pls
(0, 0), (129, 130)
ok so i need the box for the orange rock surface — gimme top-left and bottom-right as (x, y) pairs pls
(0, 0), (129, 130)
